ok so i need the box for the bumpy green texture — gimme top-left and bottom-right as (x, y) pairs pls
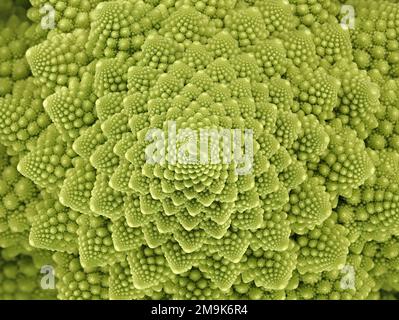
(0, 0), (399, 300)
(0, 248), (56, 299)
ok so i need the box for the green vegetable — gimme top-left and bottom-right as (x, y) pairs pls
(0, 0), (399, 300)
